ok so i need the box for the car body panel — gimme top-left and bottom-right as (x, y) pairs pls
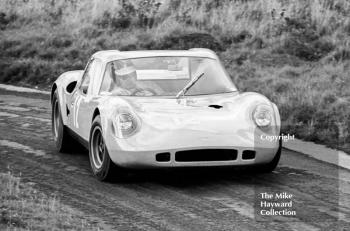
(53, 70), (84, 125)
(70, 92), (99, 141)
(93, 49), (219, 63)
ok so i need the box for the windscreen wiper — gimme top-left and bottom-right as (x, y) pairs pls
(176, 73), (205, 99)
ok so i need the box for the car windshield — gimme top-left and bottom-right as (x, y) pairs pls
(99, 56), (237, 97)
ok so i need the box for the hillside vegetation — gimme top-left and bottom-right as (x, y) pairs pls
(0, 0), (349, 152)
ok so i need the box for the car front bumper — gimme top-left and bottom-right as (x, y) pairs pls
(103, 108), (280, 169)
(107, 145), (279, 169)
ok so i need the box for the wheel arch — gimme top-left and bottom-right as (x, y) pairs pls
(92, 108), (101, 122)
(90, 106), (112, 156)
(51, 83), (57, 105)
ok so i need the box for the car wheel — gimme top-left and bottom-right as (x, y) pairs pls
(52, 90), (76, 153)
(257, 138), (282, 173)
(89, 115), (121, 181)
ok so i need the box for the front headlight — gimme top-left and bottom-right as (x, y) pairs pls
(253, 104), (273, 127)
(115, 112), (138, 138)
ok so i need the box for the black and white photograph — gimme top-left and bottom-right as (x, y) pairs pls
(0, 0), (349, 230)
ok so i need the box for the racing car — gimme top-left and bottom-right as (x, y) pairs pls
(51, 49), (282, 181)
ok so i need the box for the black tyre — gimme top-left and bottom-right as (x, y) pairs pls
(89, 115), (122, 181)
(52, 90), (76, 153)
(257, 138), (282, 173)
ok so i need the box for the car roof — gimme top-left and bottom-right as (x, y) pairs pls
(92, 49), (219, 63)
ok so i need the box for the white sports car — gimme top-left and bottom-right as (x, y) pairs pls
(51, 49), (281, 181)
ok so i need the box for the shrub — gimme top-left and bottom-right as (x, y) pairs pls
(79, 26), (103, 39)
(231, 31), (253, 44)
(0, 12), (17, 30)
(49, 36), (72, 48)
(275, 35), (334, 61)
(157, 32), (224, 51)
(273, 79), (292, 93)
(110, 16), (132, 30)
(0, 60), (31, 83)
(38, 48), (57, 60)
(332, 49), (350, 62)
(321, 92), (338, 105)
(94, 11), (132, 30)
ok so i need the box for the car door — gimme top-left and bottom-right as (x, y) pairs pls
(72, 58), (103, 141)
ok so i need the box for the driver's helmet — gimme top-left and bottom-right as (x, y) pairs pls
(114, 60), (136, 76)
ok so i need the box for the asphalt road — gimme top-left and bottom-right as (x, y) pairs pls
(0, 89), (349, 231)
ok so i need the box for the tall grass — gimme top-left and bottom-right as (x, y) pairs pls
(0, 0), (349, 152)
(0, 172), (100, 230)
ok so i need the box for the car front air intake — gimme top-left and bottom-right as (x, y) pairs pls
(175, 149), (237, 162)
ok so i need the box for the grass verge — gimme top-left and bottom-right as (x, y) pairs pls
(0, 172), (101, 231)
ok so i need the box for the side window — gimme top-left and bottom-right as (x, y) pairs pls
(80, 59), (95, 95)
(100, 63), (114, 94)
(90, 59), (103, 95)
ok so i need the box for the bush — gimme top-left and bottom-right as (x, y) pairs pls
(157, 32), (224, 51)
(79, 26), (103, 39)
(273, 79), (293, 93)
(276, 36), (334, 61)
(94, 11), (132, 30)
(49, 36), (72, 48)
(0, 12), (17, 30)
(38, 48), (57, 60)
(331, 49), (350, 62)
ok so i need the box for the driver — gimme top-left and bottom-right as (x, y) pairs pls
(110, 60), (162, 96)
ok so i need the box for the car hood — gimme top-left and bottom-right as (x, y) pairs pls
(123, 92), (239, 114)
(114, 92), (263, 131)
(100, 92), (279, 149)
(102, 92), (271, 121)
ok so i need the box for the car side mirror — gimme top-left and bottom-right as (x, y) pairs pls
(81, 85), (88, 94)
